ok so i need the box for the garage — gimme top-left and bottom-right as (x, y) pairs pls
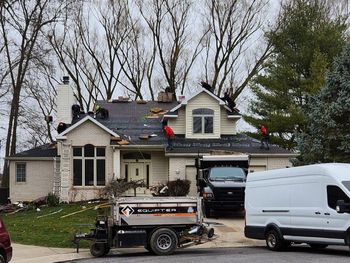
(249, 166), (266, 173)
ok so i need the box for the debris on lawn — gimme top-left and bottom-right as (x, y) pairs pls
(0, 204), (17, 213)
(37, 208), (63, 219)
(60, 203), (108, 219)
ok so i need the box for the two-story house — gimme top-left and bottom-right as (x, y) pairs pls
(8, 81), (297, 202)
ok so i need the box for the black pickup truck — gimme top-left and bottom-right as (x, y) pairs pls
(196, 155), (249, 218)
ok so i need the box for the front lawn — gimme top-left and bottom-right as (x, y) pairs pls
(2, 202), (108, 248)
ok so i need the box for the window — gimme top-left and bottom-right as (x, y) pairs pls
(327, 185), (350, 210)
(16, 163), (26, 182)
(192, 108), (214, 134)
(73, 145), (106, 186)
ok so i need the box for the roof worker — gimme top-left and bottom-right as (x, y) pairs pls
(259, 124), (270, 150)
(164, 125), (175, 151)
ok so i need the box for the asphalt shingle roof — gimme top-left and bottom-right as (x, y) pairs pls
(13, 99), (294, 157)
(11, 143), (57, 158)
(94, 100), (179, 145)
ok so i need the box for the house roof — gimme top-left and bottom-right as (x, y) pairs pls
(77, 100), (179, 145)
(8, 143), (58, 159)
(11, 93), (295, 158)
(57, 115), (120, 139)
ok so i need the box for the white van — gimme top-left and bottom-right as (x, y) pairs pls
(244, 163), (350, 251)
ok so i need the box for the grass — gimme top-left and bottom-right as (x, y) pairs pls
(2, 202), (110, 248)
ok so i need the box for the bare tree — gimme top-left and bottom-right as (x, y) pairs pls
(137, 0), (205, 98)
(117, 13), (148, 100)
(49, 1), (135, 110)
(25, 65), (58, 144)
(202, 0), (271, 99)
(0, 0), (71, 187)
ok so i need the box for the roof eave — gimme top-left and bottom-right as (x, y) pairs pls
(227, 115), (241, 119)
(6, 157), (56, 161)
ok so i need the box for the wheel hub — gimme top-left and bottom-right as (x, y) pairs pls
(157, 234), (172, 250)
(267, 234), (276, 248)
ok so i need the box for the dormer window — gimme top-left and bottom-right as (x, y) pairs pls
(193, 108), (214, 134)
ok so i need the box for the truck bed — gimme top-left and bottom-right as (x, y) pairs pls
(113, 197), (202, 226)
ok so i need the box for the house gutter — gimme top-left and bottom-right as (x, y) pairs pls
(6, 157), (56, 161)
(165, 152), (299, 158)
(111, 145), (164, 150)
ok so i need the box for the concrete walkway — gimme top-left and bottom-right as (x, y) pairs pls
(11, 244), (90, 263)
(11, 216), (264, 263)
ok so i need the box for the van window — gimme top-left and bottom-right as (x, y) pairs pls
(327, 185), (350, 210)
(342, 181), (350, 191)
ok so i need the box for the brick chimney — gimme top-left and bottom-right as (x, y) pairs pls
(56, 76), (76, 125)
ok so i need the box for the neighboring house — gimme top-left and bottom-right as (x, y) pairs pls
(8, 81), (297, 203)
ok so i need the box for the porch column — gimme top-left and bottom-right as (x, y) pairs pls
(113, 148), (121, 179)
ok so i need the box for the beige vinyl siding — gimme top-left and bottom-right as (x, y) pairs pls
(64, 120), (114, 201)
(249, 156), (292, 173)
(151, 152), (169, 184)
(10, 160), (54, 202)
(168, 108), (186, 134)
(221, 109), (237, 135)
(186, 93), (221, 139)
(267, 157), (292, 170)
(169, 157), (195, 180)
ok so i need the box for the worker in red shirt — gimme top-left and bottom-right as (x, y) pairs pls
(164, 125), (175, 150)
(259, 124), (270, 150)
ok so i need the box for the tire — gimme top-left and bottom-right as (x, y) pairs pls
(265, 229), (286, 251)
(309, 244), (328, 249)
(150, 228), (178, 255)
(0, 254), (5, 263)
(90, 242), (108, 257)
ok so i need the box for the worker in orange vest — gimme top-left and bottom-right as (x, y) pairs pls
(164, 125), (175, 150)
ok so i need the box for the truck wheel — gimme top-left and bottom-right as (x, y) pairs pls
(265, 229), (286, 251)
(90, 242), (108, 257)
(309, 244), (328, 249)
(150, 228), (177, 255)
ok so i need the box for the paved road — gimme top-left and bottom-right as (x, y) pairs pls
(61, 246), (350, 263)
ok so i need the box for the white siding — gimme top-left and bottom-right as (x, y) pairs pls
(221, 110), (237, 135)
(185, 93), (221, 139)
(168, 108), (186, 134)
(151, 152), (169, 184)
(10, 160), (54, 202)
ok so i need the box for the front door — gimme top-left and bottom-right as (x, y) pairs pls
(129, 163), (146, 194)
